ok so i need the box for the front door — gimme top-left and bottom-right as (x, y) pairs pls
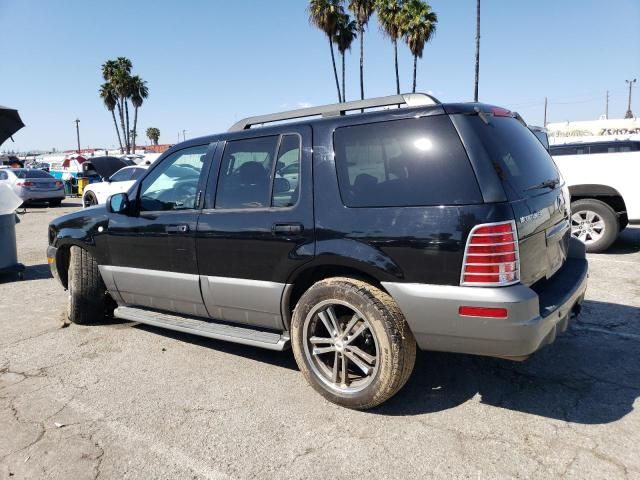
(103, 143), (215, 316)
(196, 127), (314, 330)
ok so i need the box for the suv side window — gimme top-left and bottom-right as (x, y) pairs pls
(215, 135), (301, 209)
(139, 145), (208, 212)
(334, 116), (482, 207)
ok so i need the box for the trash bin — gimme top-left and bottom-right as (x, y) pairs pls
(77, 177), (89, 196)
(0, 213), (24, 279)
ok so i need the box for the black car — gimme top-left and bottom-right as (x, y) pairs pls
(47, 94), (588, 409)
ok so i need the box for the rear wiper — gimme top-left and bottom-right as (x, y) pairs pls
(524, 178), (559, 191)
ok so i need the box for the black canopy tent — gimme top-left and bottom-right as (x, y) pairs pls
(0, 106), (25, 146)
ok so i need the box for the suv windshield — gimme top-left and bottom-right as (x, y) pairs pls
(457, 115), (560, 199)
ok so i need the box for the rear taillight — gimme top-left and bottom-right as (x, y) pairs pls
(461, 220), (520, 286)
(16, 181), (34, 187)
(55, 180), (63, 187)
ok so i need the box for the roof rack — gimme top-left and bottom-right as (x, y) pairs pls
(228, 93), (440, 132)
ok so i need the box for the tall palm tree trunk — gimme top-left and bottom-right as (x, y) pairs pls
(474, 0), (481, 101)
(359, 28), (364, 100)
(124, 100), (131, 154)
(329, 37), (342, 102)
(117, 100), (127, 154)
(341, 53), (346, 102)
(132, 107), (138, 154)
(111, 110), (123, 152)
(412, 55), (418, 93)
(393, 39), (400, 95)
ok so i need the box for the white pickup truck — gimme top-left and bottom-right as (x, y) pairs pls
(549, 139), (640, 252)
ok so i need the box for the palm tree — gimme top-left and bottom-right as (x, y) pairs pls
(376, 0), (404, 95)
(334, 14), (357, 102)
(129, 75), (149, 154)
(146, 127), (160, 146)
(348, 0), (375, 101)
(101, 57), (134, 152)
(474, 0), (480, 102)
(99, 82), (123, 152)
(308, 0), (345, 102)
(400, 0), (437, 93)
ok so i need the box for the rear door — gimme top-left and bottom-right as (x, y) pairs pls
(196, 126), (314, 330)
(454, 113), (570, 285)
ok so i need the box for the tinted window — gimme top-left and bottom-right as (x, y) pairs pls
(110, 168), (134, 182)
(334, 116), (482, 207)
(130, 168), (145, 180)
(550, 146), (577, 156)
(459, 116), (560, 199)
(589, 144), (609, 154)
(14, 169), (53, 179)
(273, 135), (301, 207)
(139, 145), (208, 211)
(215, 136), (279, 209)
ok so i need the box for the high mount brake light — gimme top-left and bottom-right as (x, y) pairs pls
(491, 107), (513, 117)
(461, 221), (520, 287)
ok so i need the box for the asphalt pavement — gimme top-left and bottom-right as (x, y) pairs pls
(1, 201), (638, 479)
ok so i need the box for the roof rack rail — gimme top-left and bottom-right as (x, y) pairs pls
(228, 93), (440, 132)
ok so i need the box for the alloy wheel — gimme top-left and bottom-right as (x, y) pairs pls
(302, 300), (379, 394)
(571, 210), (605, 244)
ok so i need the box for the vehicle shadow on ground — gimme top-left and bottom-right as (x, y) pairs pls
(133, 324), (299, 371)
(0, 263), (51, 283)
(604, 226), (640, 254)
(375, 300), (640, 424)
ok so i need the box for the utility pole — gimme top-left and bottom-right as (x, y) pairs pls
(473, 0), (480, 102)
(625, 79), (636, 119)
(543, 97), (548, 127)
(74, 118), (81, 154)
(605, 90), (609, 119)
(182, 130), (186, 142)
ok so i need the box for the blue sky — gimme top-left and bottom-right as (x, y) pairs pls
(1, 0), (639, 152)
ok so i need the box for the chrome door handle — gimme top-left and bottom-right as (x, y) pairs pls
(166, 224), (189, 233)
(272, 223), (303, 235)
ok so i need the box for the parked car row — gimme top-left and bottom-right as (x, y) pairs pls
(0, 167), (65, 205)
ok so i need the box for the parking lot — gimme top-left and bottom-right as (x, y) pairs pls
(1, 201), (638, 479)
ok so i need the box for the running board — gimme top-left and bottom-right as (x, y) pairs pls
(114, 306), (290, 351)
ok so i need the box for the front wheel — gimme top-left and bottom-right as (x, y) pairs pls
(291, 277), (416, 410)
(67, 246), (107, 324)
(570, 199), (619, 253)
(83, 191), (98, 208)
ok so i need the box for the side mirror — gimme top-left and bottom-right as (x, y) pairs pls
(273, 177), (291, 194)
(107, 192), (129, 214)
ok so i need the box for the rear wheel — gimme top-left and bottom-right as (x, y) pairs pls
(67, 246), (107, 324)
(83, 191), (98, 208)
(291, 277), (416, 410)
(570, 199), (619, 253)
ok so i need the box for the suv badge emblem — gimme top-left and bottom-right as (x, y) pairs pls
(520, 210), (543, 224)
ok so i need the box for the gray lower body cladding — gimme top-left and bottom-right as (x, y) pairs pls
(382, 256), (588, 358)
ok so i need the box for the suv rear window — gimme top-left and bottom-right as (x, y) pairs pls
(333, 116), (482, 207)
(458, 115), (560, 199)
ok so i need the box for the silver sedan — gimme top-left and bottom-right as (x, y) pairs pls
(0, 168), (65, 205)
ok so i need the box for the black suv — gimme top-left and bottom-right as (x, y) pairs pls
(47, 94), (588, 409)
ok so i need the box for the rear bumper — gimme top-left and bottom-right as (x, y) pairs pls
(17, 187), (65, 202)
(382, 239), (588, 358)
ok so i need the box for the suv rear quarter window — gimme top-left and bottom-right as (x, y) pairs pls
(333, 116), (482, 207)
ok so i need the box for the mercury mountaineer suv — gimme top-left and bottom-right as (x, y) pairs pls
(47, 94), (588, 409)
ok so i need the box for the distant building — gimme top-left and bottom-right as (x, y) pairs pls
(143, 144), (172, 154)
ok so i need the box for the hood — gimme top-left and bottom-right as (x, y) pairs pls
(83, 156), (134, 179)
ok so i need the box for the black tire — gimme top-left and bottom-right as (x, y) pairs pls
(83, 192), (98, 208)
(570, 199), (619, 253)
(291, 277), (416, 410)
(49, 199), (63, 207)
(67, 246), (106, 324)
